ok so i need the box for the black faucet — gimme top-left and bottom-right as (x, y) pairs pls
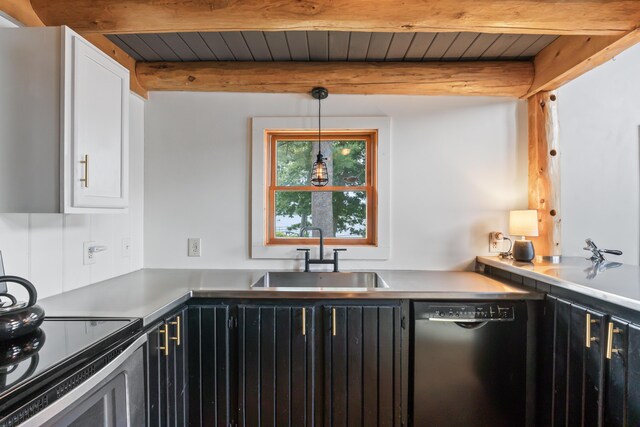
(297, 227), (346, 272)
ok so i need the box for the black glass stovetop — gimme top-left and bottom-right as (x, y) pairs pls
(0, 318), (140, 409)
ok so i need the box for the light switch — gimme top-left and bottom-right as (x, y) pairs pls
(188, 238), (201, 257)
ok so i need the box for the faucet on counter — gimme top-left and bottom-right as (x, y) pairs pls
(297, 226), (346, 272)
(584, 238), (623, 263)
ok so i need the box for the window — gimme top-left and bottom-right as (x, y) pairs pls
(251, 116), (389, 260)
(266, 130), (377, 246)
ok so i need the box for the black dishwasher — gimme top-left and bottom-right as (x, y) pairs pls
(412, 301), (534, 427)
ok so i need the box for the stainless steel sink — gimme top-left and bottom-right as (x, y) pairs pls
(251, 272), (388, 290)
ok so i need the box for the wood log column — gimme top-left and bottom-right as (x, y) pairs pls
(528, 91), (561, 257)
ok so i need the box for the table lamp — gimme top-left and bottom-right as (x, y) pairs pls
(509, 210), (539, 262)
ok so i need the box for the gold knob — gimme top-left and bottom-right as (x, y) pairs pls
(332, 308), (337, 337)
(606, 322), (622, 360)
(586, 314), (599, 348)
(80, 154), (89, 187)
(158, 324), (169, 356)
(586, 313), (592, 348)
(169, 315), (181, 346)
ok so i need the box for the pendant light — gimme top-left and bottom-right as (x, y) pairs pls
(310, 87), (329, 187)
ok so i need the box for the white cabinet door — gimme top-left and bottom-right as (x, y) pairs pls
(70, 34), (129, 209)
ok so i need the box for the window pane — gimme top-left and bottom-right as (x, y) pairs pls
(276, 140), (313, 186)
(332, 191), (367, 237)
(275, 191), (311, 237)
(332, 140), (366, 186)
(275, 191), (367, 238)
(276, 139), (367, 187)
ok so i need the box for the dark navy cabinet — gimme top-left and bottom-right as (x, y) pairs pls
(186, 300), (406, 427)
(603, 318), (640, 427)
(323, 304), (402, 427)
(541, 296), (640, 427)
(187, 304), (232, 427)
(147, 307), (188, 427)
(238, 304), (316, 427)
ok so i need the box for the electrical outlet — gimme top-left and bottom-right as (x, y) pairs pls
(83, 241), (96, 265)
(121, 238), (131, 258)
(188, 238), (201, 257)
(489, 231), (505, 253)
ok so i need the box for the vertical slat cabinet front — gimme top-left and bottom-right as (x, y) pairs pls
(552, 299), (571, 426)
(567, 303), (587, 427)
(604, 317), (629, 427)
(542, 298), (606, 427)
(566, 303), (607, 427)
(538, 296), (556, 427)
(626, 324), (640, 425)
(324, 304), (402, 427)
(148, 320), (169, 426)
(238, 304), (314, 427)
(188, 305), (232, 427)
(166, 308), (188, 427)
(583, 307), (606, 427)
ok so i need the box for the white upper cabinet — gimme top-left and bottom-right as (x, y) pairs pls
(68, 34), (129, 209)
(0, 26), (129, 213)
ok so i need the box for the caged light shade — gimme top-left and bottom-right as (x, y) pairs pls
(311, 152), (329, 186)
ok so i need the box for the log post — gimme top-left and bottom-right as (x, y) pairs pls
(528, 91), (561, 256)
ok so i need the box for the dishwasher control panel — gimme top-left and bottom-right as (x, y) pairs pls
(418, 303), (515, 321)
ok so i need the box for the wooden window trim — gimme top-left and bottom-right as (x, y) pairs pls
(266, 130), (378, 246)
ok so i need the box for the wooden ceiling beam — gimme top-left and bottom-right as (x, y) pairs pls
(31, 0), (640, 36)
(136, 61), (534, 98)
(0, 0), (43, 26)
(0, 0), (147, 98)
(525, 29), (640, 97)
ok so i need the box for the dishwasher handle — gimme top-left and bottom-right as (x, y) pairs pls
(427, 318), (488, 323)
(414, 302), (516, 322)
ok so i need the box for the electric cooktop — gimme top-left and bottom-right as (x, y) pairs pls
(0, 318), (141, 414)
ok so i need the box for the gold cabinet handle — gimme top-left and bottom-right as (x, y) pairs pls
(586, 313), (598, 348)
(606, 321), (622, 359)
(332, 308), (336, 337)
(158, 324), (169, 356)
(169, 315), (181, 346)
(80, 154), (89, 187)
(302, 308), (306, 336)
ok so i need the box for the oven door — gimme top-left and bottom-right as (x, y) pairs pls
(22, 334), (146, 427)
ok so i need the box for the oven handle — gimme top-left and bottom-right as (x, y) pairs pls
(21, 333), (147, 426)
(426, 318), (513, 323)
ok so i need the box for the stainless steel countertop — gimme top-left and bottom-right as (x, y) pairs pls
(38, 269), (539, 326)
(477, 256), (640, 311)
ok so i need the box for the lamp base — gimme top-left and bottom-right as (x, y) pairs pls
(513, 240), (535, 262)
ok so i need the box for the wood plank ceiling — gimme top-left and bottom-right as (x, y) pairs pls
(108, 31), (557, 62)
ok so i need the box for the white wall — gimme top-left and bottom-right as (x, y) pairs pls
(558, 43), (640, 265)
(145, 92), (528, 271)
(0, 95), (145, 299)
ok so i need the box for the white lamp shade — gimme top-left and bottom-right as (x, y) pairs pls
(509, 210), (539, 237)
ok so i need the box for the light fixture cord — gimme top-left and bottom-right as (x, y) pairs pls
(317, 94), (322, 156)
